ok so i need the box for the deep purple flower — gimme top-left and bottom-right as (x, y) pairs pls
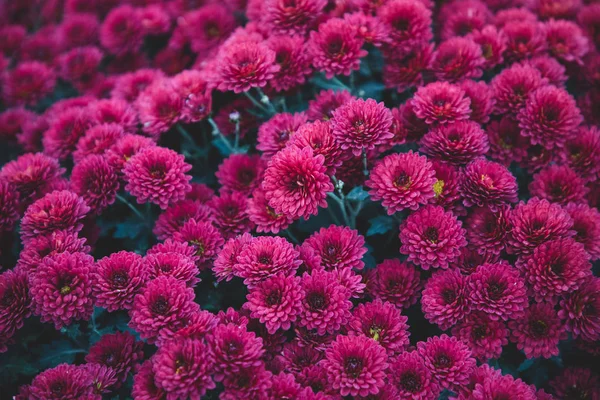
(460, 158), (518, 211)
(85, 331), (144, 384)
(207, 323), (264, 381)
(558, 277), (600, 342)
(420, 121), (489, 166)
(302, 225), (367, 271)
(366, 259), (422, 310)
(451, 312), (508, 361)
(389, 351), (439, 400)
(422, 269), (470, 330)
(418, 334), (476, 389)
(508, 302), (566, 359)
(93, 251), (147, 312)
(412, 82), (471, 125)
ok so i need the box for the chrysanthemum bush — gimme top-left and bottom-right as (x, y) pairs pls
(0, 0), (599, 399)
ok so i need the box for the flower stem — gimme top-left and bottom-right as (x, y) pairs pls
(116, 193), (146, 223)
(331, 76), (351, 91)
(243, 91), (271, 114)
(362, 148), (369, 177)
(208, 117), (236, 153)
(284, 229), (300, 245)
(255, 87), (277, 114)
(327, 192), (352, 228)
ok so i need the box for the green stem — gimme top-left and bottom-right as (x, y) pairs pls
(327, 192), (352, 228)
(208, 117), (236, 153)
(243, 91), (271, 114)
(331, 76), (351, 91)
(234, 120), (240, 149)
(284, 229), (300, 245)
(255, 87), (277, 114)
(116, 194), (146, 223)
(362, 148), (369, 177)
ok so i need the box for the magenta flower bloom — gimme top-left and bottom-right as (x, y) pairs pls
(298, 269), (353, 335)
(147, 240), (200, 264)
(451, 312), (508, 361)
(420, 121), (489, 166)
(257, 112), (308, 158)
(70, 155), (119, 214)
(307, 89), (353, 122)
(347, 299), (410, 356)
(566, 203), (600, 261)
(179, 5), (236, 55)
(486, 116), (530, 166)
(509, 302), (566, 359)
(172, 219), (225, 265)
(20, 190), (90, 244)
(0, 268), (31, 353)
(2, 61), (56, 106)
(459, 80), (494, 124)
(73, 123), (125, 164)
(467, 263), (528, 321)
(530, 165), (588, 206)
(429, 160), (463, 212)
(460, 158), (518, 211)
(266, 35), (313, 92)
(220, 365), (272, 400)
(43, 107), (94, 161)
(145, 252), (200, 287)
(545, 19), (589, 65)
(518, 85), (583, 150)
(153, 200), (214, 241)
(561, 126), (600, 183)
(56, 46), (103, 92)
(28, 364), (97, 400)
(123, 146), (192, 210)
(503, 21), (547, 62)
(245, 273), (303, 334)
(491, 63), (545, 115)
(465, 205), (510, 257)
(550, 367), (600, 400)
(153, 338), (216, 399)
(248, 188), (294, 234)
(470, 25), (507, 69)
(524, 55), (568, 88)
(322, 334), (388, 397)
(264, 0), (326, 35)
(84, 364), (118, 396)
(216, 154), (264, 195)
(207, 323), (264, 381)
(214, 41), (279, 94)
(86, 331), (143, 384)
(93, 251), (147, 312)
(263, 146), (333, 219)
(440, 1), (489, 40)
(507, 198), (574, 255)
(411, 82), (471, 125)
(367, 151), (436, 214)
(112, 68), (164, 102)
(378, 0), (433, 52)
(105, 134), (156, 173)
(165, 310), (219, 343)
(100, 5), (143, 55)
(302, 225), (367, 271)
(558, 277), (600, 342)
(132, 360), (166, 400)
(30, 252), (95, 329)
(135, 80), (183, 138)
(171, 70), (212, 123)
(366, 259), (422, 310)
(400, 205), (467, 270)
(308, 18), (367, 79)
(208, 191), (254, 239)
(383, 43), (434, 93)
(418, 334), (476, 389)
(432, 37), (484, 82)
(0, 181), (19, 233)
(467, 365), (537, 400)
(129, 276), (198, 344)
(422, 269), (470, 331)
(17, 230), (90, 273)
(389, 351), (439, 400)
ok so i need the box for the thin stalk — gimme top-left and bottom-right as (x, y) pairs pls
(116, 194), (146, 223)
(361, 148), (369, 176)
(327, 192), (352, 228)
(255, 87), (277, 114)
(243, 91), (271, 114)
(284, 229), (300, 245)
(331, 76), (351, 91)
(208, 117), (236, 153)
(233, 120), (240, 149)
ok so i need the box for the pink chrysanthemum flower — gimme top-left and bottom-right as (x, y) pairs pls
(43, 107), (94, 160)
(321, 335), (388, 397)
(86, 331), (143, 384)
(70, 155), (119, 214)
(144, 252), (200, 287)
(298, 269), (353, 335)
(263, 146), (333, 219)
(93, 251), (147, 312)
(136, 80), (183, 139)
(257, 112), (309, 158)
(566, 203), (600, 261)
(20, 190), (90, 244)
(459, 80), (494, 124)
(430, 160), (463, 212)
(288, 120), (346, 174)
(422, 269), (470, 330)
(153, 200), (214, 241)
(460, 158), (518, 211)
(383, 43), (434, 93)
(186, 183), (214, 203)
(235, 235), (301, 287)
(0, 268), (31, 353)
(507, 198), (574, 255)
(400, 205), (467, 270)
(307, 89), (353, 121)
(524, 55), (568, 88)
(266, 35), (313, 92)
(418, 334), (476, 389)
(216, 154), (264, 195)
(467, 365), (537, 400)
(123, 146), (192, 210)
(263, 0), (326, 35)
(56, 46), (103, 92)
(129, 276), (199, 344)
(245, 273), (303, 334)
(220, 365), (272, 400)
(508, 302), (566, 359)
(171, 219), (224, 266)
(451, 312), (508, 361)
(441, 0), (490, 39)
(367, 151), (436, 214)
(302, 225), (367, 271)
(30, 252), (95, 329)
(344, 11), (391, 47)
(17, 230), (90, 273)
(28, 364), (96, 400)
(100, 5), (143, 55)
(0, 108), (36, 142)
(560, 277), (600, 342)
(208, 191), (254, 239)
(503, 21), (547, 62)
(529, 165), (588, 206)
(278, 340), (323, 372)
(166, 310), (219, 342)
(432, 37), (484, 82)
(330, 98), (393, 156)
(111, 68), (165, 102)
(0, 181), (19, 233)
(420, 121), (489, 167)
(550, 367), (600, 400)
(411, 82), (471, 125)
(153, 338), (216, 399)
(84, 364), (118, 396)
(347, 299), (410, 356)
(179, 5), (236, 55)
(207, 322), (264, 381)
(465, 206), (510, 257)
(486, 116), (530, 166)
(518, 85), (583, 150)
(470, 25), (507, 69)
(88, 99), (138, 132)
(73, 123), (125, 163)
(335, 267), (366, 299)
(2, 61), (56, 106)
(268, 373), (316, 399)
(132, 360), (166, 400)
(214, 41), (279, 93)
(171, 70), (212, 123)
(491, 63), (546, 115)
(105, 134), (156, 173)
(560, 126), (600, 183)
(366, 259), (422, 309)
(545, 19), (589, 65)
(248, 188), (295, 234)
(138, 5), (171, 36)
(389, 351), (440, 400)
(378, 0), (433, 52)
(467, 263), (528, 321)
(308, 18), (367, 79)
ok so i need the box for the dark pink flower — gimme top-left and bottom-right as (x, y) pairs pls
(86, 331), (144, 383)
(558, 277), (600, 342)
(0, 268), (31, 353)
(166, 310), (219, 342)
(266, 35), (313, 92)
(560, 126), (600, 183)
(112, 68), (165, 102)
(366, 259), (422, 310)
(136, 80), (183, 138)
(105, 134), (156, 173)
(518, 85), (583, 150)
(418, 334), (476, 389)
(524, 55), (568, 88)
(17, 231), (90, 273)
(420, 121), (489, 166)
(288, 120), (346, 174)
(486, 116), (530, 166)
(389, 351), (439, 400)
(308, 18), (367, 79)
(465, 206), (510, 257)
(529, 164), (588, 206)
(578, 4), (600, 49)
(248, 188), (295, 234)
(145, 252), (200, 287)
(383, 43), (434, 93)
(302, 225), (367, 271)
(566, 202), (600, 261)
(467, 263), (528, 321)
(73, 123), (125, 163)
(208, 191), (254, 239)
(278, 340), (323, 372)
(88, 99), (138, 132)
(138, 5), (171, 36)
(70, 155), (119, 214)
(264, 0), (326, 35)
(100, 5), (143, 55)
(503, 21), (547, 62)
(2, 61), (56, 106)
(93, 251), (147, 312)
(57, 46), (103, 92)
(460, 158), (518, 211)
(208, 322), (264, 381)
(545, 19), (589, 64)
(459, 80), (494, 124)
(422, 269), (470, 330)
(470, 25), (507, 69)
(43, 107), (94, 160)
(0, 181), (19, 233)
(216, 154), (264, 195)
(132, 360), (166, 400)
(30, 252), (95, 329)
(344, 11), (391, 47)
(378, 0), (433, 52)
(411, 82), (471, 125)
(466, 365), (537, 400)
(508, 302), (566, 359)
(153, 200), (214, 241)
(179, 5), (236, 55)
(367, 151), (436, 214)
(257, 112), (309, 158)
(172, 219), (224, 266)
(172, 70), (212, 123)
(451, 312), (508, 361)
(321, 334), (388, 397)
(432, 37), (484, 82)
(441, 0), (490, 40)
(550, 367), (600, 400)
(429, 160), (463, 212)
(307, 89), (353, 121)
(28, 364), (97, 400)
(129, 276), (199, 344)
(400, 205), (467, 270)
(124, 146), (192, 210)
(0, 108), (36, 142)
(84, 364), (118, 396)
(491, 63), (546, 115)
(220, 365), (272, 400)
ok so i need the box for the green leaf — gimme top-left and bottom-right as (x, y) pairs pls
(367, 215), (395, 236)
(38, 340), (85, 370)
(517, 358), (537, 372)
(60, 323), (82, 341)
(114, 218), (146, 239)
(357, 82), (385, 101)
(211, 137), (232, 156)
(346, 186), (369, 201)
